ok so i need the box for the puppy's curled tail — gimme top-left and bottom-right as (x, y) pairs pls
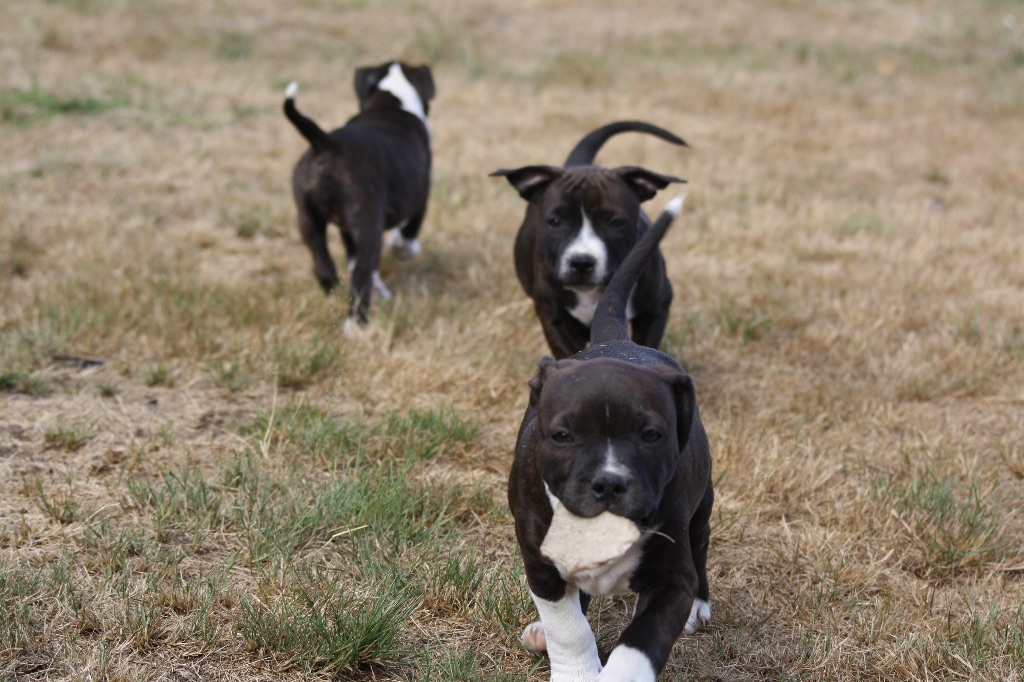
(564, 121), (687, 167)
(589, 195), (686, 345)
(283, 81), (332, 152)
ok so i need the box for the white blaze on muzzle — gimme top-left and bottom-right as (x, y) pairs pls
(560, 209), (608, 285)
(562, 208), (609, 326)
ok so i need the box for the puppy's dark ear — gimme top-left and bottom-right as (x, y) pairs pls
(652, 366), (696, 449)
(354, 66), (384, 106)
(405, 65), (436, 103)
(490, 166), (563, 201)
(528, 356), (558, 407)
(615, 167), (687, 202)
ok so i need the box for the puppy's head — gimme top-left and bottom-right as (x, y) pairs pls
(493, 165), (683, 289)
(528, 356), (695, 523)
(354, 61), (436, 120)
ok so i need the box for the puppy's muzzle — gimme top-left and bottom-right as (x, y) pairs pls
(590, 471), (630, 504)
(567, 254), (597, 277)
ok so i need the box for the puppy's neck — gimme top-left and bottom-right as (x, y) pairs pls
(378, 62), (428, 125)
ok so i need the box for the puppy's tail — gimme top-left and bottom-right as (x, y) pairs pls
(283, 82), (333, 153)
(590, 195), (686, 345)
(564, 121), (687, 167)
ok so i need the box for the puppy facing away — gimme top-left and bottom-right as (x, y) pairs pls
(508, 196), (714, 682)
(492, 122), (688, 358)
(284, 61), (435, 334)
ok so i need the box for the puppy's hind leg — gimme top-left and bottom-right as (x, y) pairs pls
(298, 206), (339, 292)
(346, 227), (392, 302)
(685, 481), (714, 635)
(349, 259), (393, 301)
(340, 228), (358, 267)
(347, 259), (393, 301)
(345, 219), (386, 331)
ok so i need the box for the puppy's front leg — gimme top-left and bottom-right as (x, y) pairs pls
(530, 587), (602, 682)
(597, 586), (693, 682)
(297, 209), (340, 292)
(628, 306), (670, 353)
(598, 646), (657, 682)
(540, 308), (591, 360)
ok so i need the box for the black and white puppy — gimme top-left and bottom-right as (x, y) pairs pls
(508, 196), (713, 682)
(284, 61), (435, 333)
(493, 122), (687, 358)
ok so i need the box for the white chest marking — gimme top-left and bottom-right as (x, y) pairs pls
(567, 287), (602, 326)
(567, 286), (639, 327)
(563, 538), (644, 596)
(377, 62), (427, 123)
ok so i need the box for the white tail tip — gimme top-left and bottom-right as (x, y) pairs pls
(285, 81), (299, 99)
(665, 194), (687, 216)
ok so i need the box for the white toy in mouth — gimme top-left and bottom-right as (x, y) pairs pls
(540, 504), (643, 577)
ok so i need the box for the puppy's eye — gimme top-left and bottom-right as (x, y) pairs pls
(641, 429), (662, 443)
(546, 215), (563, 228)
(607, 216), (628, 229)
(551, 430), (573, 444)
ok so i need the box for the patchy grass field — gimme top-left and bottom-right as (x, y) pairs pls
(2, 0), (1023, 680)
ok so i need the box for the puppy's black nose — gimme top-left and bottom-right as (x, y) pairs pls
(568, 254), (596, 274)
(590, 473), (628, 502)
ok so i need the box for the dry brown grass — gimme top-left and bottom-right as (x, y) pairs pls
(2, 0), (1023, 680)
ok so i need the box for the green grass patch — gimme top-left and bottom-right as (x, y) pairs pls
(0, 563), (44, 656)
(412, 647), (530, 682)
(872, 468), (1017, 579)
(941, 600), (1024, 671)
(64, 404), (495, 674)
(0, 403), (494, 676)
(237, 569), (419, 674)
(0, 228), (43, 278)
(382, 407), (480, 461)
(42, 419), (96, 452)
(230, 451), (455, 568)
(836, 210), (887, 237)
(244, 402), (478, 467)
(215, 30), (255, 61)
(717, 298), (773, 344)
(0, 367), (46, 396)
(273, 340), (343, 390)
(0, 85), (128, 126)
(140, 363), (175, 388)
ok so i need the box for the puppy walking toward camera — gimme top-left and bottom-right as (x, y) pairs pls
(493, 121), (688, 358)
(508, 196), (713, 682)
(284, 61), (435, 334)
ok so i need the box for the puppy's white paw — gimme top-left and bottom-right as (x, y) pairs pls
(684, 598), (711, 635)
(372, 271), (393, 300)
(597, 645), (655, 682)
(346, 260), (392, 301)
(521, 621), (547, 654)
(388, 232), (421, 259)
(342, 317), (364, 339)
